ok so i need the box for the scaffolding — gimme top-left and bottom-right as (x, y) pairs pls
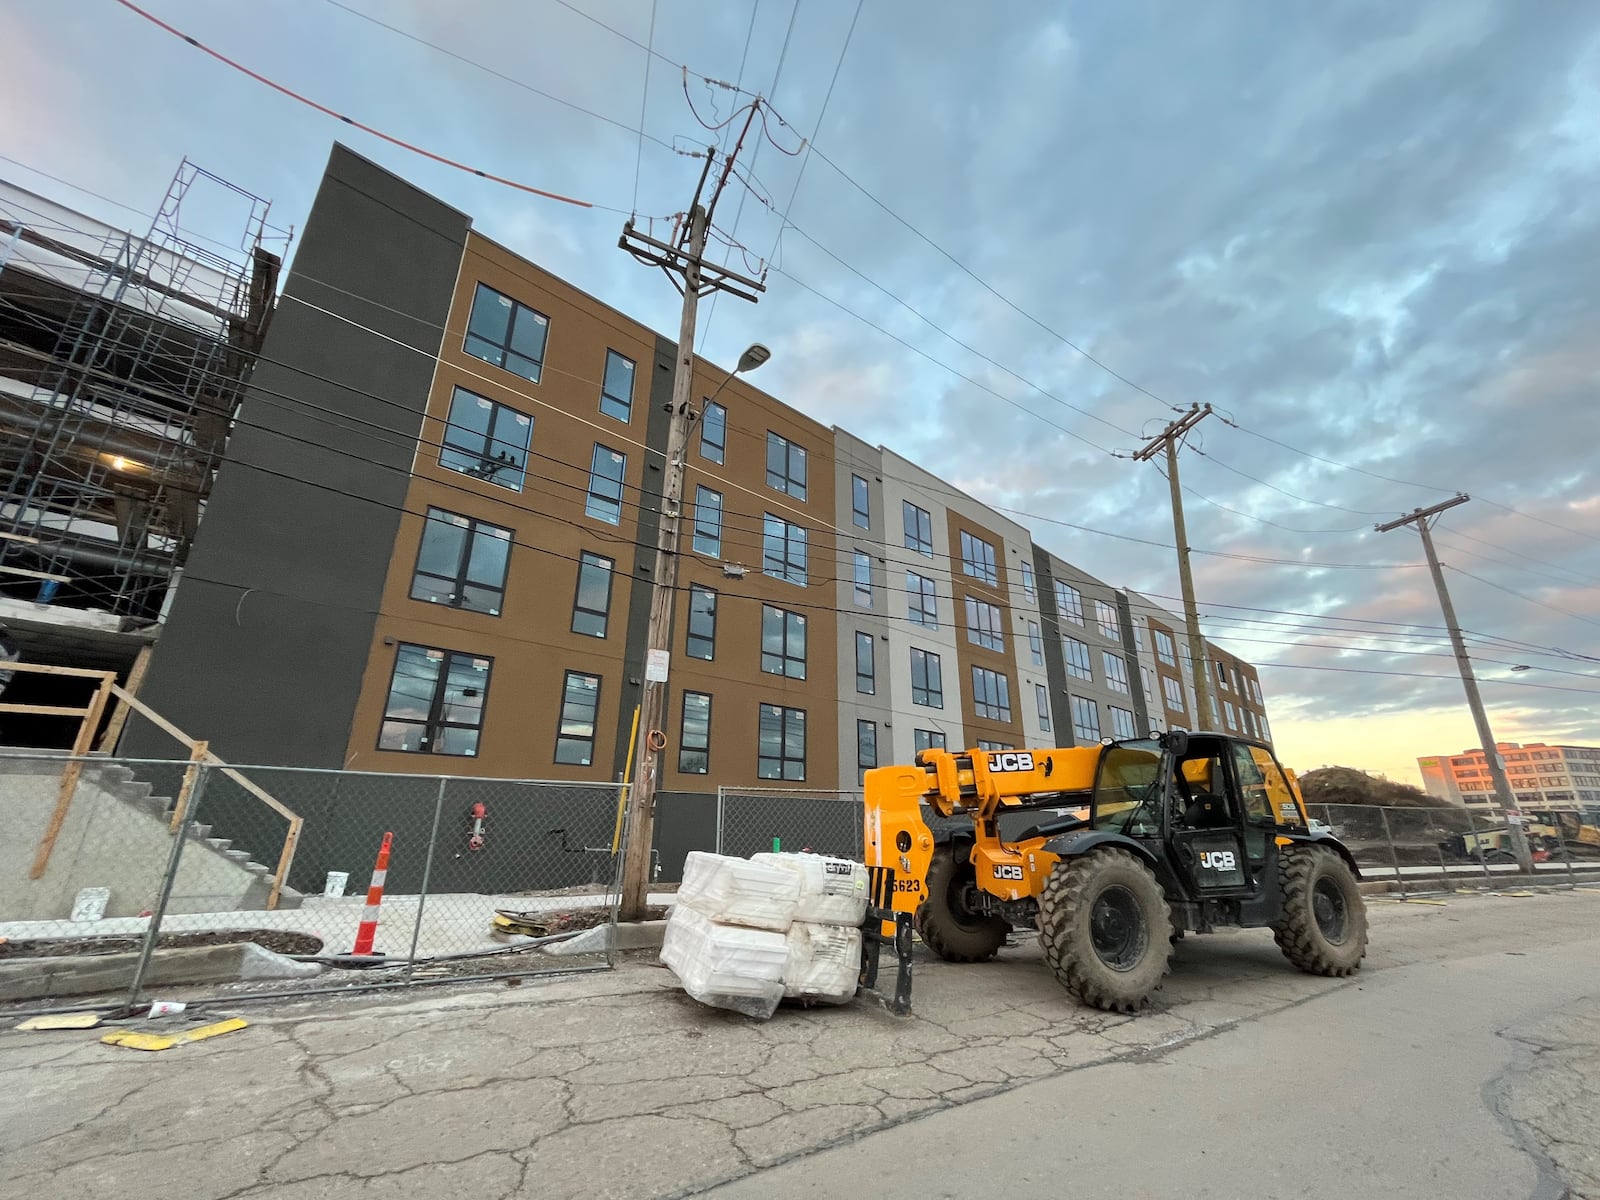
(0, 160), (292, 623)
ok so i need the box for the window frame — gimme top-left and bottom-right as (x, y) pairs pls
(851, 474), (871, 528)
(907, 571), (939, 628)
(964, 595), (1005, 652)
(692, 485), (724, 556)
(584, 443), (628, 525)
(599, 348), (636, 423)
(1055, 580), (1084, 625)
(1095, 600), (1120, 642)
(409, 507), (513, 617)
(463, 282), (548, 383)
(554, 670), (602, 766)
(378, 643), (493, 758)
(1020, 560), (1037, 602)
(765, 431), (808, 500)
(762, 514), (808, 586)
(856, 719), (878, 784)
(1110, 705), (1138, 740)
(853, 550), (873, 607)
(760, 604), (807, 680)
(914, 728), (948, 754)
(1035, 682), (1051, 732)
(1155, 629), (1177, 666)
(1102, 652), (1130, 695)
(855, 631), (876, 696)
(570, 551), (615, 638)
(439, 387), (534, 492)
(959, 530), (998, 585)
(1071, 694), (1101, 743)
(686, 586), (717, 660)
(1162, 675), (1186, 712)
(757, 703), (807, 781)
(699, 399), (727, 464)
(1027, 619), (1044, 666)
(903, 500), (934, 556)
(1064, 636), (1094, 682)
(678, 690), (712, 775)
(971, 666), (1012, 723)
(911, 647), (944, 709)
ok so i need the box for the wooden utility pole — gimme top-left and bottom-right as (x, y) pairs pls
(1376, 494), (1534, 874)
(1135, 403), (1215, 730)
(615, 104), (767, 920)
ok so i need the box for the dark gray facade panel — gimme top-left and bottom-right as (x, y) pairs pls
(126, 144), (470, 767)
(1032, 546), (1076, 747)
(1116, 591), (1151, 736)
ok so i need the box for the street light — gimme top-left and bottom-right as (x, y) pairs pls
(700, 342), (771, 409)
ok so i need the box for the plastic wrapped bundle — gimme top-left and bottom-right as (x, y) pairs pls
(783, 922), (863, 1005)
(661, 902), (788, 1019)
(677, 851), (801, 932)
(753, 852), (870, 926)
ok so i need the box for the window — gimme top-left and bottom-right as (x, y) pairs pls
(960, 531), (998, 585)
(971, 667), (1012, 722)
(1064, 637), (1093, 682)
(1215, 660), (1228, 687)
(1095, 600), (1120, 641)
(853, 551), (873, 607)
(410, 508), (512, 616)
(1141, 665), (1157, 707)
(761, 605), (807, 679)
(585, 444), (627, 524)
(1163, 676), (1185, 712)
(965, 596), (1004, 651)
(903, 501), (933, 556)
(911, 648), (944, 708)
(1103, 652), (1130, 695)
(1055, 580), (1084, 625)
(379, 644), (491, 756)
(855, 631), (876, 695)
(700, 400), (727, 464)
(977, 740), (1013, 753)
(464, 283), (547, 382)
(1028, 620), (1044, 666)
(555, 671), (601, 766)
(763, 514), (808, 585)
(686, 586), (717, 659)
(692, 486), (723, 556)
(852, 474), (870, 528)
(1224, 701), (1238, 731)
(440, 388), (533, 491)
(1035, 683), (1051, 732)
(1110, 706), (1138, 740)
(758, 704), (806, 781)
(1020, 560), (1037, 602)
(907, 571), (939, 628)
(857, 720), (878, 784)
(1133, 621), (1146, 651)
(1154, 629), (1177, 666)
(1071, 695), (1101, 743)
(765, 432), (807, 500)
(570, 552), (614, 638)
(599, 350), (635, 422)
(679, 691), (712, 775)
(914, 729), (947, 754)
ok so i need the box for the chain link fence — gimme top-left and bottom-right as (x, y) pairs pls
(1, 752), (630, 1010)
(715, 787), (864, 861)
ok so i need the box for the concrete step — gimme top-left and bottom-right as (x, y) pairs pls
(205, 837), (234, 854)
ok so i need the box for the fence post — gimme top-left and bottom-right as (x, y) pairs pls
(28, 678), (115, 880)
(1377, 807), (1406, 898)
(125, 762), (208, 1012)
(169, 740), (209, 832)
(1559, 820), (1578, 890)
(715, 786), (725, 856)
(406, 777), (448, 972)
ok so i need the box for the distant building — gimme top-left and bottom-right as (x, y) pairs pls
(1418, 743), (1600, 817)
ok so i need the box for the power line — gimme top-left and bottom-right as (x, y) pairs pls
(1447, 565), (1600, 631)
(632, 0), (659, 215)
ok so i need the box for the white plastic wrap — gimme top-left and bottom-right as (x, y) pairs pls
(661, 902), (787, 1020)
(753, 852), (870, 926)
(677, 851), (801, 932)
(783, 922), (863, 1005)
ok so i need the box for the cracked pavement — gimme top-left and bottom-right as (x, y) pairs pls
(3, 890), (1597, 1199)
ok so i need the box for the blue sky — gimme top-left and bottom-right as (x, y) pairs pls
(4, 0), (1598, 783)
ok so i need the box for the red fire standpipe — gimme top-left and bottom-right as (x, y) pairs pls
(469, 802), (487, 851)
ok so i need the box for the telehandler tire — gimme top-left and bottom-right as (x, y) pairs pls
(914, 846), (1008, 963)
(1039, 848), (1173, 1013)
(1272, 845), (1367, 977)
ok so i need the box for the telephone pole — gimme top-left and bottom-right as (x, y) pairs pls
(1376, 493), (1534, 874)
(1134, 403), (1215, 730)
(615, 103), (767, 920)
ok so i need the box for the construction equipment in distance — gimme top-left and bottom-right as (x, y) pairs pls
(862, 730), (1367, 1012)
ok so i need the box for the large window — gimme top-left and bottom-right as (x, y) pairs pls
(1071, 695), (1101, 743)
(1163, 675), (1185, 712)
(903, 501), (934, 556)
(855, 631), (875, 695)
(977, 740), (1013, 753)
(914, 728), (947, 754)
(761, 605), (807, 679)
(1095, 600), (1120, 641)
(555, 671), (601, 766)
(1028, 620), (1044, 666)
(972, 667), (1012, 723)
(907, 571), (939, 628)
(965, 596), (1004, 651)
(379, 644), (491, 757)
(410, 508), (512, 616)
(599, 349), (635, 422)
(440, 388), (533, 491)
(758, 704), (806, 781)
(1020, 560), (1037, 602)
(686, 586), (717, 659)
(911, 648), (944, 708)
(762, 514), (807, 585)
(765, 432), (807, 500)
(852, 474), (870, 528)
(960, 531), (998, 585)
(1036, 683), (1051, 732)
(585, 444), (627, 524)
(1110, 705), (1138, 740)
(1054, 580), (1084, 625)
(1064, 636), (1093, 682)
(857, 720), (878, 784)
(1155, 629), (1177, 666)
(463, 283), (548, 382)
(679, 691), (711, 775)
(1103, 652), (1130, 695)
(1224, 701), (1238, 731)
(692, 486), (723, 556)
(853, 551), (873, 607)
(1215, 660), (1229, 687)
(700, 400), (727, 464)
(570, 552), (614, 638)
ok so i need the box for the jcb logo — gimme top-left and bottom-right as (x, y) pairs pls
(989, 752), (1035, 773)
(993, 864), (1025, 881)
(1199, 851), (1237, 871)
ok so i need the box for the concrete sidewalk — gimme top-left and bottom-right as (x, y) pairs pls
(2, 890), (1596, 1199)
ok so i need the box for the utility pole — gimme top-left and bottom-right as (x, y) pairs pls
(1376, 494), (1534, 874)
(615, 103), (767, 920)
(1134, 403), (1215, 731)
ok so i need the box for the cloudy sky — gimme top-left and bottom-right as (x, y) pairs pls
(5, 0), (1597, 785)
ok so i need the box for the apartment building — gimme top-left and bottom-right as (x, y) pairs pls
(1419, 743), (1600, 816)
(1124, 590), (1270, 742)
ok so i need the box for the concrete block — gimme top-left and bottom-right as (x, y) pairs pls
(0, 942), (323, 1001)
(543, 920), (668, 957)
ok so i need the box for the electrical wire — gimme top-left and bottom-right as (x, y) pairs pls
(632, 0), (659, 215)
(1446, 566), (1600, 631)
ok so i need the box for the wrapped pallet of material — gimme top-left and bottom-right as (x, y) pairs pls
(752, 852), (870, 926)
(677, 851), (801, 932)
(783, 922), (863, 1006)
(661, 902), (788, 1020)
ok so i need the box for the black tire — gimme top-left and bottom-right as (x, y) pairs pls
(1273, 846), (1368, 976)
(914, 846), (1008, 963)
(1039, 848), (1173, 1013)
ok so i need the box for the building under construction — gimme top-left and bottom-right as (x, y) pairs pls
(0, 162), (287, 725)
